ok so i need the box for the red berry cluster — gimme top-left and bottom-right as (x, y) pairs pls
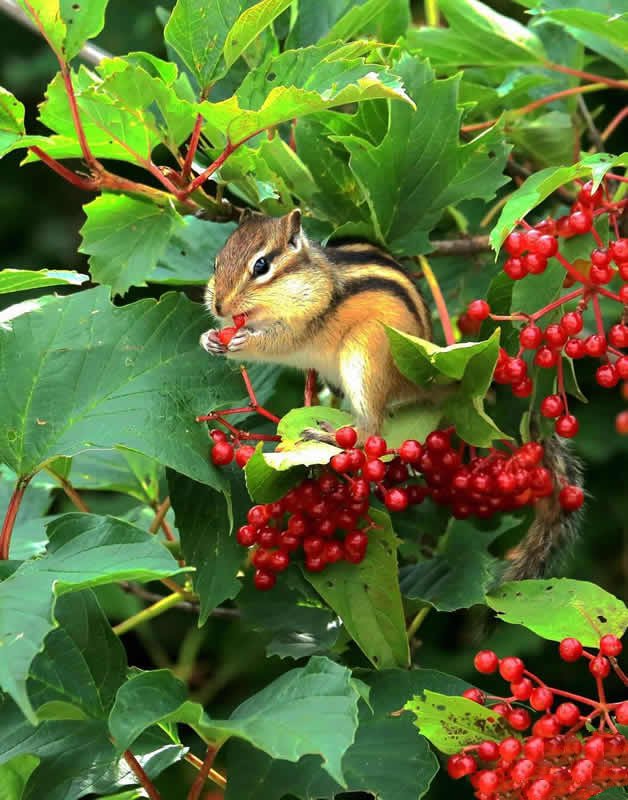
(218, 425), (583, 590)
(210, 429), (256, 468)
(460, 180), (628, 436)
(447, 634), (628, 799)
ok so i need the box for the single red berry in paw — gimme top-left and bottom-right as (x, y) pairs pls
(335, 426), (358, 449)
(610, 237), (628, 264)
(364, 435), (387, 459)
(615, 701), (628, 725)
(555, 414), (579, 438)
(499, 656), (524, 683)
(211, 441), (234, 466)
(217, 326), (237, 345)
(530, 687), (554, 711)
(588, 655), (611, 678)
(505, 231), (526, 256)
(235, 444), (256, 468)
(474, 650), (499, 674)
(467, 299), (491, 321)
(254, 568), (276, 591)
(559, 637), (583, 662)
(599, 634), (622, 657)
(233, 313), (247, 329)
(559, 484), (584, 511)
(541, 394), (563, 418)
(520, 324), (543, 349)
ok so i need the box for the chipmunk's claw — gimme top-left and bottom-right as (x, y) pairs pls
(227, 328), (250, 352)
(300, 421), (337, 445)
(200, 329), (226, 355)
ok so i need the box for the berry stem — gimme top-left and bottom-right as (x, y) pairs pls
(123, 750), (162, 800)
(523, 671), (600, 707)
(556, 356), (568, 410)
(0, 474), (32, 560)
(304, 369), (318, 407)
(112, 591), (185, 636)
(416, 255), (456, 346)
(240, 366), (280, 423)
(606, 172), (628, 183)
(187, 744), (218, 800)
(591, 293), (606, 338)
(149, 497), (175, 542)
(530, 288), (585, 321)
(553, 251), (591, 286)
(182, 113), (205, 179)
(544, 61), (628, 91)
(600, 106), (628, 143)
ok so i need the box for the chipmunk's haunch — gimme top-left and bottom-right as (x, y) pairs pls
(200, 208), (436, 439)
(200, 209), (582, 581)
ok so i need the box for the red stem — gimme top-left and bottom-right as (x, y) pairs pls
(240, 366), (280, 423)
(606, 172), (628, 184)
(592, 293), (606, 337)
(29, 146), (99, 190)
(610, 657), (628, 686)
(182, 114), (205, 179)
(60, 65), (97, 167)
(304, 369), (318, 406)
(600, 107), (628, 142)
(0, 476), (32, 560)
(530, 288), (584, 321)
(123, 750), (162, 800)
(523, 671), (599, 708)
(183, 130), (263, 196)
(544, 61), (628, 91)
(553, 252), (591, 286)
(187, 746), (216, 800)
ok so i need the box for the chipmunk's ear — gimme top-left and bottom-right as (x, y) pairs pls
(285, 209), (305, 249)
(239, 207), (255, 224)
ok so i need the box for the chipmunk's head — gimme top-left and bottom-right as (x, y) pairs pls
(206, 209), (320, 326)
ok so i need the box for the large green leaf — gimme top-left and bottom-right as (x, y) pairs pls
(405, 690), (510, 754)
(545, 9), (628, 72)
(225, 668), (468, 800)
(408, 0), (546, 69)
(223, 0), (293, 69)
(151, 217), (236, 285)
(0, 286), (277, 488)
(0, 269), (88, 295)
(0, 755), (38, 800)
(486, 578), (628, 647)
(109, 657), (360, 784)
(168, 470), (242, 623)
(0, 87), (25, 157)
(16, 0), (109, 61)
(490, 152), (628, 253)
(199, 42), (411, 146)
(332, 56), (509, 254)
(305, 510), (410, 670)
(79, 195), (184, 296)
(0, 513), (185, 720)
(399, 516), (522, 611)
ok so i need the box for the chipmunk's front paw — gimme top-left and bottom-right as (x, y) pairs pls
(226, 327), (251, 353)
(300, 420), (337, 446)
(200, 329), (226, 355)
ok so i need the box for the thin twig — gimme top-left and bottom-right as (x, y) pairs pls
(149, 497), (174, 540)
(429, 236), (490, 257)
(188, 745), (218, 800)
(545, 61), (628, 91)
(416, 255), (456, 346)
(185, 753), (227, 791)
(123, 750), (162, 800)
(577, 95), (604, 153)
(44, 467), (91, 513)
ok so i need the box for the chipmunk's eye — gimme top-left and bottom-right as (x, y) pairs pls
(252, 256), (270, 277)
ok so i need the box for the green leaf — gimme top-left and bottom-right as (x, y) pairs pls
(225, 668), (467, 800)
(490, 153), (628, 253)
(244, 444), (307, 504)
(168, 470), (242, 623)
(0, 269), (88, 295)
(0, 87), (25, 157)
(151, 217), (237, 285)
(80, 195), (184, 296)
(486, 578), (628, 647)
(16, 0), (109, 61)
(200, 42), (411, 146)
(223, 0), (293, 69)
(0, 755), (39, 800)
(544, 9), (628, 72)
(400, 516), (522, 611)
(333, 56), (509, 254)
(407, 0), (546, 68)
(511, 259), (565, 316)
(0, 286), (277, 488)
(305, 510), (410, 670)
(405, 689), (511, 754)
(28, 590), (127, 721)
(0, 513), (186, 721)
(109, 657), (360, 784)
(277, 406), (353, 445)
(165, 0), (242, 90)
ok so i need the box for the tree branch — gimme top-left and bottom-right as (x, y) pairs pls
(429, 235), (490, 257)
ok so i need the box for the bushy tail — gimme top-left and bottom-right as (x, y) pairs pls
(503, 435), (583, 582)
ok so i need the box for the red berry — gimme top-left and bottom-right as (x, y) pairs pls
(399, 439), (423, 464)
(540, 394), (564, 418)
(578, 181), (603, 206)
(303, 536), (324, 557)
(268, 550), (290, 572)
(572, 758), (595, 786)
(512, 377), (533, 398)
(555, 414), (579, 438)
(236, 524), (258, 547)
(511, 678), (533, 700)
(278, 531), (300, 552)
(524, 252), (548, 275)
(425, 430), (451, 452)
(499, 737), (522, 761)
(559, 637), (583, 662)
(610, 237), (628, 264)
(304, 555), (326, 572)
(477, 740), (500, 761)
(569, 210), (593, 233)
(615, 701), (628, 725)
(330, 452), (351, 473)
(596, 363), (618, 388)
(544, 324), (567, 348)
(344, 529), (368, 553)
(505, 231), (526, 256)
(520, 324), (543, 349)
(254, 568), (276, 591)
(590, 264), (613, 284)
(504, 256), (527, 279)
(609, 324), (628, 348)
(535, 234), (558, 257)
(335, 426), (358, 449)
(363, 459), (386, 482)
(559, 484), (584, 511)
(555, 702), (580, 727)
(476, 770), (498, 793)
(584, 334), (607, 358)
(591, 247), (611, 267)
(589, 655), (611, 678)
(511, 759), (536, 787)
(247, 504), (270, 528)
(534, 346), (558, 368)
(507, 357), (528, 382)
(564, 338), (585, 359)
(462, 687), (485, 704)
(218, 326), (237, 345)
(618, 356), (628, 379)
(467, 299), (491, 321)
(622, 285), (628, 303)
(530, 687), (554, 711)
(556, 216), (573, 238)
(210, 429), (227, 442)
(324, 541), (343, 563)
(384, 488), (409, 512)
(364, 435), (387, 458)
(533, 714), (560, 738)
(258, 527), (278, 548)
(211, 441), (234, 466)
(527, 778), (552, 800)
(560, 311), (583, 336)
(457, 312), (479, 335)
(474, 650), (499, 674)
(447, 754), (477, 779)
(499, 656), (525, 683)
(599, 634), (622, 657)
(235, 444), (256, 468)
(508, 707), (532, 732)
(616, 410), (628, 434)
(524, 737), (545, 761)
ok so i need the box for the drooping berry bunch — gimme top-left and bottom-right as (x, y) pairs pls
(447, 634), (628, 799)
(214, 425), (583, 590)
(459, 180), (628, 436)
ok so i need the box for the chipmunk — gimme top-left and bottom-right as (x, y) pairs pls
(200, 209), (582, 581)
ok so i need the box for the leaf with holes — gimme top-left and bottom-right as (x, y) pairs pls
(0, 87), (25, 157)
(486, 579), (628, 647)
(16, 0), (109, 61)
